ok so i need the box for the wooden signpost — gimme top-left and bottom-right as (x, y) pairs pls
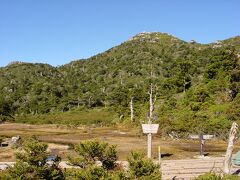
(189, 134), (215, 156)
(142, 83), (159, 159)
(142, 123), (159, 158)
(142, 124), (159, 134)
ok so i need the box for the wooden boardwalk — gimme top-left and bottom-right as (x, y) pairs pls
(161, 157), (240, 180)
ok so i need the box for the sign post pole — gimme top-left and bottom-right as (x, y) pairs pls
(189, 134), (214, 157)
(199, 134), (204, 156)
(147, 133), (152, 158)
(142, 123), (159, 159)
(158, 146), (161, 165)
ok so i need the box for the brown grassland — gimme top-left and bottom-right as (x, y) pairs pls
(0, 123), (239, 162)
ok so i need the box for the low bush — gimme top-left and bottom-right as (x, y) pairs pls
(195, 172), (239, 180)
(127, 151), (161, 179)
(0, 137), (64, 180)
(68, 140), (117, 170)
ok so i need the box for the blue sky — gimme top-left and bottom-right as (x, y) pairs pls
(0, 0), (239, 67)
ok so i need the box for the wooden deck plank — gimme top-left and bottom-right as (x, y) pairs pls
(161, 157), (240, 180)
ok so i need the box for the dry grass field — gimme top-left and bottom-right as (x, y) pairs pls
(0, 123), (239, 162)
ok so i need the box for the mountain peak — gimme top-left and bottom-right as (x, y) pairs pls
(127, 32), (183, 43)
(7, 61), (25, 66)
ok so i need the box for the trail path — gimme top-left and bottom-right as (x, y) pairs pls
(161, 157), (240, 180)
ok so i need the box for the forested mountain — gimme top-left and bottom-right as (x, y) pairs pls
(1, 32), (240, 136)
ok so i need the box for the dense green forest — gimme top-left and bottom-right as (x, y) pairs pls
(1, 32), (240, 137)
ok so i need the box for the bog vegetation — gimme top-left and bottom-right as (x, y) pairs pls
(0, 32), (240, 137)
(0, 138), (161, 180)
(0, 138), (239, 180)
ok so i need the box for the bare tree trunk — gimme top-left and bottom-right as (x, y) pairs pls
(88, 96), (92, 107)
(120, 74), (123, 85)
(77, 96), (80, 108)
(183, 75), (192, 93)
(102, 87), (105, 93)
(130, 97), (134, 121)
(150, 70), (153, 78)
(148, 83), (156, 121)
(183, 76), (190, 93)
(224, 122), (238, 174)
(149, 84), (153, 120)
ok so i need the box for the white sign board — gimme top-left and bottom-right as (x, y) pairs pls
(203, 135), (215, 140)
(142, 124), (159, 134)
(189, 135), (199, 139)
(189, 134), (215, 140)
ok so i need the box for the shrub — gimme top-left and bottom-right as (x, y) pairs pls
(65, 165), (130, 180)
(65, 166), (108, 180)
(0, 137), (64, 180)
(68, 140), (117, 170)
(195, 172), (239, 180)
(127, 151), (161, 179)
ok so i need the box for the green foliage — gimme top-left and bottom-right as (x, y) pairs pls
(15, 108), (115, 126)
(68, 140), (117, 170)
(65, 166), (130, 180)
(226, 95), (240, 122)
(0, 33), (240, 135)
(0, 137), (64, 180)
(65, 166), (108, 180)
(127, 151), (161, 179)
(66, 140), (131, 180)
(195, 172), (239, 180)
(107, 169), (130, 180)
(67, 143), (161, 180)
